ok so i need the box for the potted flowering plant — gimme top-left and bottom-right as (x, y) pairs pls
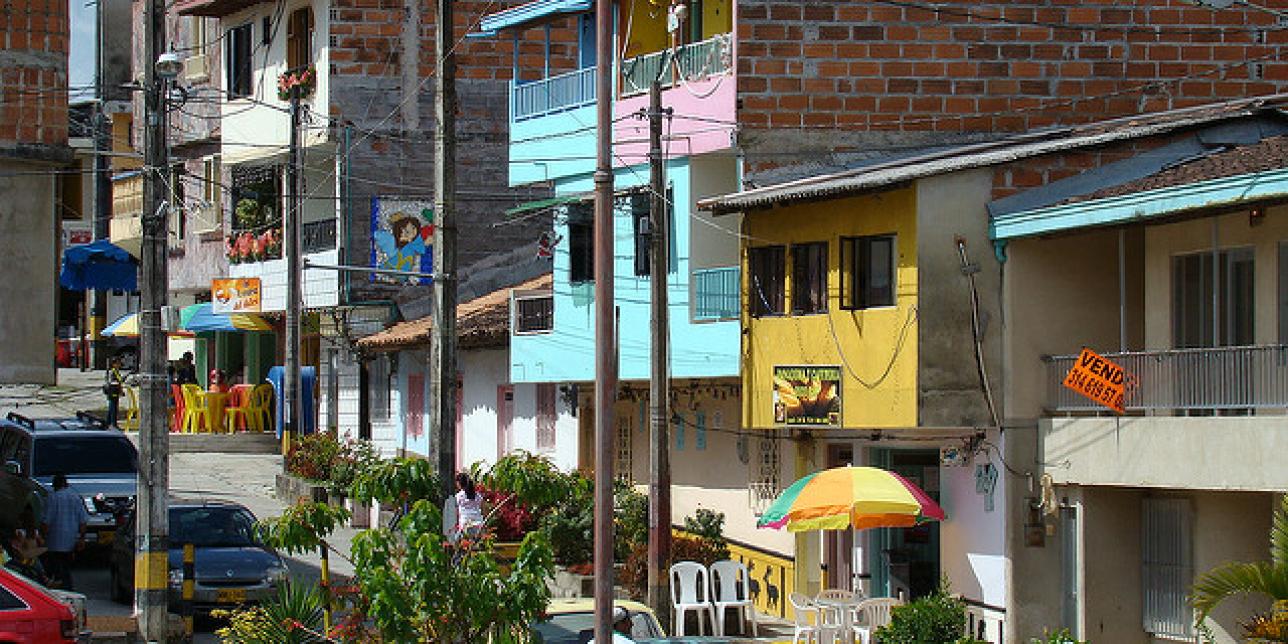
(277, 65), (316, 101)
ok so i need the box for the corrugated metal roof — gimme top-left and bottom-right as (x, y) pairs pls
(476, 0), (592, 36)
(698, 95), (1288, 215)
(356, 274), (552, 352)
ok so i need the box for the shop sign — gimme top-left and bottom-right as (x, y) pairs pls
(211, 277), (262, 313)
(371, 197), (434, 284)
(773, 365), (841, 426)
(1062, 347), (1127, 413)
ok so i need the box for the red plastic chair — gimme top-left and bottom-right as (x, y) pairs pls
(170, 384), (186, 432)
(224, 384), (255, 432)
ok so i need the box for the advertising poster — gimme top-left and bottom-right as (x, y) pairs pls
(211, 277), (262, 313)
(370, 197), (435, 284)
(773, 365), (842, 426)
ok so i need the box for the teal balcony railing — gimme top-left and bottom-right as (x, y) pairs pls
(693, 266), (739, 321)
(512, 66), (597, 121)
(622, 33), (732, 96)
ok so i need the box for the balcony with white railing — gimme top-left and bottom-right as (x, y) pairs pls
(620, 33), (733, 96)
(1044, 344), (1288, 414)
(1040, 344), (1288, 491)
(512, 66), (597, 122)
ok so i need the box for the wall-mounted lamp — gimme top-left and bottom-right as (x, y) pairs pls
(1250, 206), (1266, 227)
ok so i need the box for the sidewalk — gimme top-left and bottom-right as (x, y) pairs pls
(0, 367), (109, 418)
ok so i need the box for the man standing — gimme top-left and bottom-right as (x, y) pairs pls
(175, 351), (197, 385)
(40, 474), (88, 590)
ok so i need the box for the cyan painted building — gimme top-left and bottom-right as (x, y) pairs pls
(482, 0), (742, 385)
(510, 158), (741, 383)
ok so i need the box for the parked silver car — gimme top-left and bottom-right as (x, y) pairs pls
(0, 412), (137, 544)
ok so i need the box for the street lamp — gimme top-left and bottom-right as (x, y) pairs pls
(155, 52), (185, 80)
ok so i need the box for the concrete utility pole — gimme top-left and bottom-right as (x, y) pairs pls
(284, 85), (303, 452)
(431, 0), (458, 503)
(90, 0), (110, 369)
(592, 0), (617, 640)
(646, 80), (672, 628)
(136, 0), (171, 635)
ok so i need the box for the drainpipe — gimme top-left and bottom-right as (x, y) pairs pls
(343, 124), (352, 306)
(1118, 229), (1126, 352)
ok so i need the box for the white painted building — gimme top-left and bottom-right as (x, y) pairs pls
(346, 275), (579, 471)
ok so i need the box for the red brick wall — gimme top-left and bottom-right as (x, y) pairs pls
(327, 0), (579, 84)
(990, 136), (1181, 201)
(738, 0), (1288, 135)
(0, 0), (69, 147)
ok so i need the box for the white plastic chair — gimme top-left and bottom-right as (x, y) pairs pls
(853, 597), (901, 644)
(669, 561), (716, 636)
(815, 589), (859, 643)
(709, 559), (758, 637)
(788, 592), (835, 644)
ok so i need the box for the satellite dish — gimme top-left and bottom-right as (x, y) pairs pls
(442, 494), (458, 537)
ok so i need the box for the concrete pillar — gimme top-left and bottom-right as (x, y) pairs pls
(0, 163), (57, 384)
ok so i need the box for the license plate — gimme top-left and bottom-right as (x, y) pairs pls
(216, 588), (246, 604)
(96, 530), (114, 545)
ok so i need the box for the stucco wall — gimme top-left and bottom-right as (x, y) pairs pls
(914, 169), (1003, 427)
(939, 429), (1007, 611)
(1001, 227), (1145, 420)
(510, 157), (741, 383)
(741, 187), (918, 429)
(0, 162), (56, 383)
(1077, 488), (1273, 644)
(1044, 416), (1288, 491)
(1143, 206), (1288, 349)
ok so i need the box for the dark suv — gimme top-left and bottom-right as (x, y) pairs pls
(0, 413), (138, 545)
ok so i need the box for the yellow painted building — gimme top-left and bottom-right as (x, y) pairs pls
(741, 187), (919, 431)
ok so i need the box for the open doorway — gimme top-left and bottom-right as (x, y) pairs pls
(868, 448), (941, 600)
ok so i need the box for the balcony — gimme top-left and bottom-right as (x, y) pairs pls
(174, 0), (274, 17)
(693, 266), (738, 321)
(512, 66), (597, 122)
(1044, 344), (1288, 413)
(621, 33), (732, 96)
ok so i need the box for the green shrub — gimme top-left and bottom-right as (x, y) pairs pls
(874, 580), (971, 644)
(683, 509), (730, 560)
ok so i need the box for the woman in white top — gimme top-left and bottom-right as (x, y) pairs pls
(454, 472), (485, 540)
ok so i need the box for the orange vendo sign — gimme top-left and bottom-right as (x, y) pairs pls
(1063, 347), (1127, 414)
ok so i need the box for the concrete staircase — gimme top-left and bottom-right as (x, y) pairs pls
(125, 431), (281, 454)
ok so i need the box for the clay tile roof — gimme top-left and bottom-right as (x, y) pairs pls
(356, 273), (553, 352)
(1064, 134), (1288, 205)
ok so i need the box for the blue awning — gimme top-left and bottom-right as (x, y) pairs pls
(475, 0), (592, 36)
(59, 239), (138, 292)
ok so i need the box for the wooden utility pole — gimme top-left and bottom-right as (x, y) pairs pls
(592, 0), (617, 640)
(431, 0), (458, 502)
(136, 0), (170, 635)
(646, 80), (672, 628)
(284, 84), (303, 452)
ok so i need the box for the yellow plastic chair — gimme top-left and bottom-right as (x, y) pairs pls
(249, 383), (274, 433)
(121, 386), (140, 431)
(181, 384), (214, 433)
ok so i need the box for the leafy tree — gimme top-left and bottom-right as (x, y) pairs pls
(1191, 495), (1288, 632)
(350, 499), (555, 643)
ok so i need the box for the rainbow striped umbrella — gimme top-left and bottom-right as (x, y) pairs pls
(757, 466), (946, 532)
(101, 312), (139, 337)
(180, 303), (273, 333)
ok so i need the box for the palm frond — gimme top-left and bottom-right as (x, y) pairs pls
(1271, 495), (1288, 570)
(1191, 561), (1288, 625)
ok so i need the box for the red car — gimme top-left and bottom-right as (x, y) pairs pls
(0, 567), (79, 643)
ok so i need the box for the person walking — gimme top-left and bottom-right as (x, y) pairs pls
(103, 357), (125, 428)
(40, 474), (88, 590)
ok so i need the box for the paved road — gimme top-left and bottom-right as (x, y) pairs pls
(75, 452), (360, 641)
